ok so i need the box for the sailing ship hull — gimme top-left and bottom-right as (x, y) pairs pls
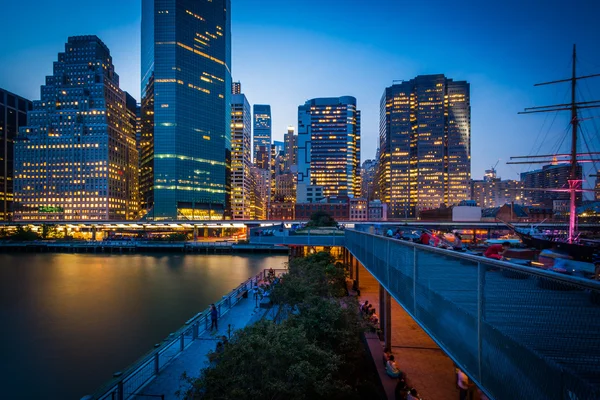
(519, 234), (596, 263)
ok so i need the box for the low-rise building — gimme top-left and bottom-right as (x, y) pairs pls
(270, 202), (295, 220)
(368, 200), (387, 221)
(294, 201), (349, 221)
(481, 204), (553, 223)
(296, 183), (324, 203)
(349, 198), (368, 221)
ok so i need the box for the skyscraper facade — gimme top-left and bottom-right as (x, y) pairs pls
(0, 89), (31, 220)
(14, 35), (138, 221)
(250, 166), (269, 219)
(360, 159), (378, 201)
(141, 0), (232, 220)
(283, 126), (297, 172)
(297, 96), (361, 199)
(253, 104), (271, 165)
(231, 81), (241, 95)
(230, 89), (251, 220)
(379, 75), (470, 218)
(520, 163), (582, 206)
(471, 178), (528, 208)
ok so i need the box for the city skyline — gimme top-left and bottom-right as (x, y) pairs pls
(1, 0), (599, 187)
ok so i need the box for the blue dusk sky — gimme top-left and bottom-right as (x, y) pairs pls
(1, 0), (599, 187)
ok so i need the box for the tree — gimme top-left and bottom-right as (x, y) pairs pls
(41, 224), (61, 239)
(7, 226), (39, 241)
(183, 251), (384, 399)
(271, 252), (347, 305)
(187, 321), (353, 400)
(306, 210), (337, 227)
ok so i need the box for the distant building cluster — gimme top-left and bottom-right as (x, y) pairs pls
(6, 0), (591, 223)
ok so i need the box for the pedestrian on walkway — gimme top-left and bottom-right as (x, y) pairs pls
(210, 304), (218, 331)
(456, 368), (470, 400)
(369, 308), (379, 325)
(360, 300), (369, 313)
(385, 354), (402, 378)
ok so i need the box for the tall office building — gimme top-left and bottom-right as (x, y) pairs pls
(471, 178), (528, 208)
(283, 126), (297, 171)
(274, 173), (296, 203)
(141, 0), (232, 220)
(0, 89), (32, 220)
(231, 81), (241, 95)
(250, 166), (269, 219)
(253, 104), (271, 165)
(520, 163), (582, 206)
(230, 86), (252, 220)
(14, 35), (138, 221)
(361, 159), (378, 201)
(125, 93), (141, 217)
(379, 75), (470, 218)
(271, 141), (285, 176)
(297, 96), (361, 201)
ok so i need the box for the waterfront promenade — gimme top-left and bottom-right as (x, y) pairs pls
(136, 296), (262, 399)
(87, 268), (287, 400)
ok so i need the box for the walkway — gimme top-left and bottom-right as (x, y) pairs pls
(359, 264), (459, 400)
(136, 296), (264, 399)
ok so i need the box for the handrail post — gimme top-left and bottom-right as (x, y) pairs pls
(180, 333), (184, 352)
(193, 321), (198, 339)
(386, 239), (390, 287)
(154, 352), (159, 374)
(477, 261), (485, 382)
(413, 247), (418, 314)
(117, 380), (124, 400)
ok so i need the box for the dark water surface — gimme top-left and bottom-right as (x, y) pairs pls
(0, 253), (288, 399)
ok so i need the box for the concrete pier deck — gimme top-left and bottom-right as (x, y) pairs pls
(135, 296), (265, 399)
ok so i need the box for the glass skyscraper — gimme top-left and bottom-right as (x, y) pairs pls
(13, 36), (139, 221)
(0, 89), (32, 220)
(141, 0), (232, 220)
(253, 104), (271, 168)
(378, 75), (470, 218)
(297, 96), (361, 199)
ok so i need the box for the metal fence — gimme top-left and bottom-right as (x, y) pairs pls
(345, 229), (600, 400)
(89, 268), (288, 400)
(249, 234), (346, 246)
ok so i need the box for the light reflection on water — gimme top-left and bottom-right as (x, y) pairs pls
(0, 253), (287, 399)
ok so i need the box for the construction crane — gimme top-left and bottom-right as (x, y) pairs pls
(484, 159), (501, 181)
(492, 159), (500, 171)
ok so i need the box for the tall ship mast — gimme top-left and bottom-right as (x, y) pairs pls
(507, 45), (600, 260)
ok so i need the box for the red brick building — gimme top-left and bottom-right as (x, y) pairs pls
(269, 202), (295, 220)
(294, 202), (349, 220)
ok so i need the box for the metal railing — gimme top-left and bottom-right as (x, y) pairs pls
(345, 229), (600, 400)
(88, 268), (288, 400)
(249, 234), (346, 246)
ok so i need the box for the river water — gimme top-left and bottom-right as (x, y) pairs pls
(0, 253), (288, 399)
